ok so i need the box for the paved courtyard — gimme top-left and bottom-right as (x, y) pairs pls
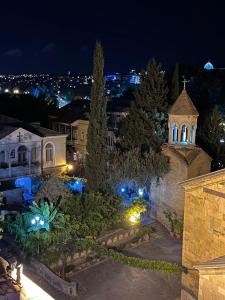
(74, 225), (182, 300)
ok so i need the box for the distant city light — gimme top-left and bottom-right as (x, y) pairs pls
(13, 88), (20, 94)
(4, 88), (9, 93)
(204, 61), (214, 71)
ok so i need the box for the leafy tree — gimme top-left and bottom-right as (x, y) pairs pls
(198, 105), (225, 170)
(85, 41), (108, 192)
(170, 63), (179, 101)
(107, 148), (169, 191)
(35, 176), (73, 208)
(64, 192), (123, 237)
(119, 58), (168, 152)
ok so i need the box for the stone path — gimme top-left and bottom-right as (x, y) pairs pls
(73, 222), (182, 300)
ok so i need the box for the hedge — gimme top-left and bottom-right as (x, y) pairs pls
(93, 244), (183, 274)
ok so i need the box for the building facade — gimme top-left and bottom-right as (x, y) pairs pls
(181, 169), (225, 300)
(0, 117), (67, 181)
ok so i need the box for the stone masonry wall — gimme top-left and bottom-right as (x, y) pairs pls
(198, 268), (225, 300)
(181, 172), (225, 299)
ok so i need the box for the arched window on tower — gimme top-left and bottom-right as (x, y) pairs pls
(190, 126), (195, 144)
(172, 124), (178, 143)
(180, 124), (188, 144)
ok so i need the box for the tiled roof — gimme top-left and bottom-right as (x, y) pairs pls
(168, 89), (199, 116)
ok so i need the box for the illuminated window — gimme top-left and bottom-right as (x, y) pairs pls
(190, 126), (195, 144)
(18, 146), (27, 163)
(172, 124), (178, 143)
(45, 143), (54, 162)
(181, 125), (188, 143)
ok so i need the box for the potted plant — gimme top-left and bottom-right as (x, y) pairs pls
(163, 210), (183, 239)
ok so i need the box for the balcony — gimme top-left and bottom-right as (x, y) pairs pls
(0, 162), (41, 180)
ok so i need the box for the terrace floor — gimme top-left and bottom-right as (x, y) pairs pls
(74, 223), (182, 300)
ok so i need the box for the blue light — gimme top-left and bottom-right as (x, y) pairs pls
(15, 177), (33, 201)
(121, 188), (125, 193)
(138, 188), (144, 197)
(130, 75), (140, 84)
(66, 179), (84, 193)
(204, 61), (214, 71)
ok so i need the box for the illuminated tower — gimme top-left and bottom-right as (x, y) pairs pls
(168, 81), (199, 146)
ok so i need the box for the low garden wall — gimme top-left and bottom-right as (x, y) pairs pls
(49, 225), (142, 272)
(4, 234), (78, 298)
(29, 259), (77, 297)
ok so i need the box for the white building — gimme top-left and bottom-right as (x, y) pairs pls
(0, 115), (67, 181)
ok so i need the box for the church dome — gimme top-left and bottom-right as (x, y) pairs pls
(204, 61), (214, 70)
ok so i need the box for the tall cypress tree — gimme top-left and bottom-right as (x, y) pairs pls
(85, 41), (108, 192)
(119, 58), (168, 152)
(171, 63), (179, 101)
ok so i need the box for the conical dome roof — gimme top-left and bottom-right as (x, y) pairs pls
(168, 89), (199, 116)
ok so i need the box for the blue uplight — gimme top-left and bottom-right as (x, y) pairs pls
(66, 179), (85, 193)
(138, 188), (144, 197)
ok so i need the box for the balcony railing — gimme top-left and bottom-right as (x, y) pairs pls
(0, 163), (41, 179)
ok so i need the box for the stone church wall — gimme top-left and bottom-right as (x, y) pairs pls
(181, 171), (225, 299)
(151, 155), (187, 228)
(198, 268), (225, 300)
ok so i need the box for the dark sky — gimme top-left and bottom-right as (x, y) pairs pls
(0, 0), (224, 74)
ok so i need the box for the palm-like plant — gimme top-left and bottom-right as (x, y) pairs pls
(27, 200), (64, 232)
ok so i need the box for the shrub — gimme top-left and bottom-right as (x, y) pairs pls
(91, 243), (182, 274)
(163, 210), (183, 234)
(63, 192), (123, 238)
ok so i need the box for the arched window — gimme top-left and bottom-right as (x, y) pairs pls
(172, 124), (178, 143)
(180, 125), (188, 143)
(0, 151), (5, 163)
(18, 146), (27, 163)
(190, 126), (195, 144)
(31, 147), (38, 162)
(45, 143), (54, 162)
(10, 149), (15, 159)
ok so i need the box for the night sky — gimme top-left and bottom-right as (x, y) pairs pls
(0, 0), (224, 74)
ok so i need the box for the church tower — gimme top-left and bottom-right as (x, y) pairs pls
(168, 87), (199, 146)
(151, 85), (212, 227)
